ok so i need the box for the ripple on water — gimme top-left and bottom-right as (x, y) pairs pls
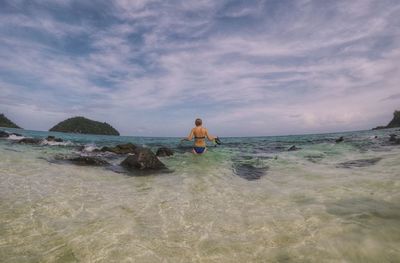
(336, 157), (382, 168)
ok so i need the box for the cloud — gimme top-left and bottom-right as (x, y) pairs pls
(382, 93), (400, 101)
(0, 0), (399, 136)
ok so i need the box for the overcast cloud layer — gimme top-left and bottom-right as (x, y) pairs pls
(0, 0), (399, 136)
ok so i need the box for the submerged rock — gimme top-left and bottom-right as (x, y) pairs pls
(156, 147), (174, 157)
(232, 163), (268, 181)
(0, 130), (9, 138)
(305, 154), (325, 163)
(101, 143), (138, 154)
(18, 138), (42, 144)
(68, 156), (109, 166)
(335, 136), (344, 143)
(121, 148), (166, 170)
(288, 145), (301, 151)
(337, 158), (382, 168)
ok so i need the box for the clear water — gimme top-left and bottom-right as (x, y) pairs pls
(0, 128), (399, 262)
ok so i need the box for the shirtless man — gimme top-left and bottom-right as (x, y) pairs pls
(182, 118), (218, 154)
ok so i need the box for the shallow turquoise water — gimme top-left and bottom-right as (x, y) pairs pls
(0, 128), (399, 262)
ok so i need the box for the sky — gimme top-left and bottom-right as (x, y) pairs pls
(0, 0), (400, 137)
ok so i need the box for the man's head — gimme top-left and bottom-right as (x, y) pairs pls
(195, 118), (202, 126)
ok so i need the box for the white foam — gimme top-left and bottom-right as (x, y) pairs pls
(82, 144), (99, 152)
(7, 134), (25, 140)
(41, 139), (72, 146)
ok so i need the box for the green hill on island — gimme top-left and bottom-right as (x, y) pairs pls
(49, 116), (120, 135)
(373, 110), (400, 130)
(0, 113), (21, 128)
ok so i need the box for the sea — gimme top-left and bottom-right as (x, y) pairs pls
(0, 127), (399, 262)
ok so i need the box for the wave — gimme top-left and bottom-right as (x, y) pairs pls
(82, 144), (100, 152)
(7, 134), (25, 140)
(41, 139), (73, 146)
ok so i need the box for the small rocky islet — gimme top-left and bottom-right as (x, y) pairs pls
(0, 113), (21, 129)
(373, 110), (400, 130)
(49, 116), (120, 136)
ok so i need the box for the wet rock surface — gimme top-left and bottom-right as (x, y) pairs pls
(156, 147), (174, 157)
(337, 157), (382, 168)
(121, 148), (166, 170)
(18, 138), (42, 144)
(67, 156), (110, 166)
(100, 143), (138, 154)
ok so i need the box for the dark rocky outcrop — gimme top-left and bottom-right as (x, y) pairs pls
(156, 147), (174, 157)
(0, 130), (9, 138)
(18, 138), (42, 144)
(288, 145), (301, 151)
(232, 163), (268, 181)
(46, 136), (63, 142)
(121, 148), (166, 170)
(337, 158), (382, 168)
(389, 134), (400, 144)
(0, 114), (21, 128)
(49, 116), (119, 136)
(68, 156), (109, 166)
(335, 136), (344, 143)
(373, 110), (400, 130)
(100, 143), (138, 154)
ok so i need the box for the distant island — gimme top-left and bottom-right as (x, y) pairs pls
(373, 110), (400, 130)
(49, 116), (120, 136)
(0, 113), (21, 129)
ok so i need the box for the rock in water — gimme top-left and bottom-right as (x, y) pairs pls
(288, 145), (301, 151)
(46, 136), (63, 142)
(68, 156), (109, 166)
(121, 148), (166, 170)
(335, 136), (344, 143)
(156, 147), (174, 157)
(49, 116), (119, 135)
(101, 143), (137, 154)
(388, 134), (400, 144)
(0, 130), (9, 138)
(18, 138), (42, 144)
